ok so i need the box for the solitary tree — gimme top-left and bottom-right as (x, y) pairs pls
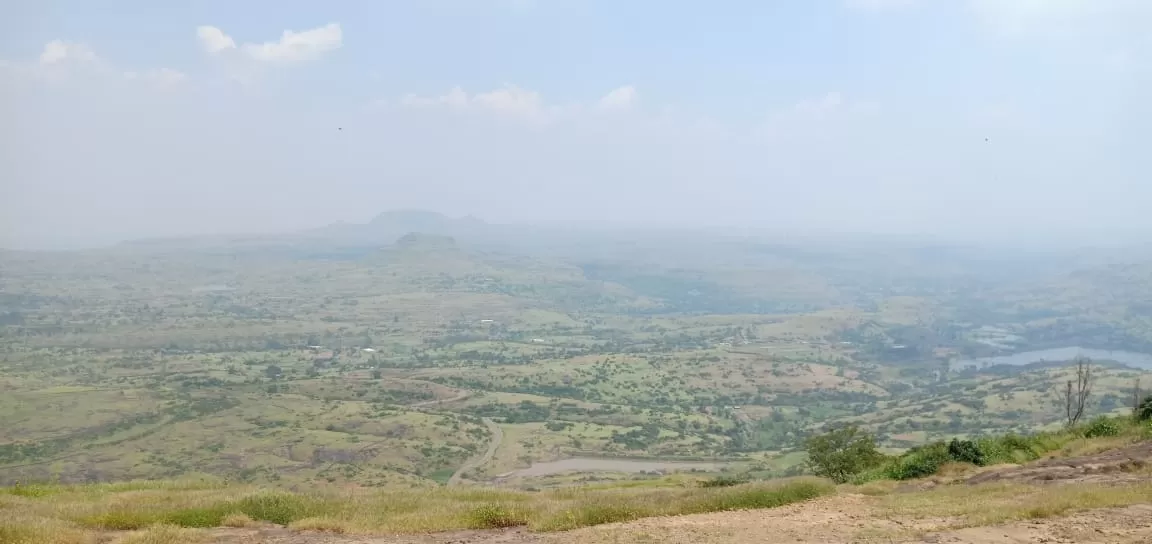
(804, 424), (883, 483)
(1133, 377), (1143, 419)
(1137, 394), (1152, 422)
(1064, 356), (1094, 428)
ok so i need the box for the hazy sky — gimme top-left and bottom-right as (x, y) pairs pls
(2, 0), (1150, 249)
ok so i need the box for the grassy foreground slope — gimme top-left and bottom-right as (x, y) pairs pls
(3, 420), (1150, 544)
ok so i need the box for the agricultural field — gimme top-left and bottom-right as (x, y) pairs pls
(2, 215), (1151, 489)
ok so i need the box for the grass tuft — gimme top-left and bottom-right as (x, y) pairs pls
(232, 492), (329, 525)
(119, 524), (205, 544)
(466, 504), (531, 529)
(220, 512), (256, 528)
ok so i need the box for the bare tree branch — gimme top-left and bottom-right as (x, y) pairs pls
(1064, 356), (1093, 427)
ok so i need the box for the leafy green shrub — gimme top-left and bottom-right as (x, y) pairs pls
(847, 466), (888, 485)
(1137, 395), (1152, 422)
(466, 505), (529, 529)
(885, 442), (951, 480)
(977, 433), (1046, 465)
(698, 475), (749, 488)
(947, 438), (985, 466)
(162, 505), (229, 528)
(1084, 416), (1121, 438)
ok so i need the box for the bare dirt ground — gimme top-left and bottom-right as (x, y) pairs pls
(921, 504), (1152, 544)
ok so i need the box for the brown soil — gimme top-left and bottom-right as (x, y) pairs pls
(921, 504), (1152, 544)
(964, 441), (1151, 486)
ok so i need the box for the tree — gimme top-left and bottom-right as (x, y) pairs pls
(1137, 394), (1152, 422)
(1134, 377), (1143, 419)
(1063, 356), (1094, 428)
(804, 424), (883, 483)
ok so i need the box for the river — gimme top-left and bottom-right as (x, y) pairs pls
(955, 346), (1152, 371)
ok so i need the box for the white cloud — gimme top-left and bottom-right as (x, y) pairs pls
(2, 40), (188, 90)
(38, 40), (98, 65)
(196, 26), (236, 54)
(597, 85), (637, 111)
(197, 23), (342, 63)
(243, 23), (343, 62)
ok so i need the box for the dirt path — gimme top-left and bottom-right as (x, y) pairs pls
(408, 391), (471, 408)
(447, 417), (502, 486)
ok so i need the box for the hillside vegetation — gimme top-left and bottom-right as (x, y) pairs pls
(2, 215), (1152, 490)
(2, 213), (1152, 542)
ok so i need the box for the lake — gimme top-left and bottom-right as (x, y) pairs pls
(955, 347), (1152, 371)
(497, 457), (726, 479)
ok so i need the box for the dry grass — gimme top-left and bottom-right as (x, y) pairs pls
(0, 477), (833, 539)
(878, 480), (1152, 528)
(219, 512), (255, 528)
(1056, 435), (1143, 458)
(117, 524), (206, 544)
(0, 513), (93, 544)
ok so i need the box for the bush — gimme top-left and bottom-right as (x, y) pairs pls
(1137, 395), (1152, 422)
(466, 505), (529, 529)
(977, 433), (1045, 465)
(698, 475), (749, 488)
(162, 506), (228, 528)
(947, 439), (985, 466)
(1084, 416), (1121, 438)
(884, 442), (951, 480)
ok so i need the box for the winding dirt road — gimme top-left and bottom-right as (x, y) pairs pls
(408, 391), (472, 408)
(447, 417), (502, 486)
